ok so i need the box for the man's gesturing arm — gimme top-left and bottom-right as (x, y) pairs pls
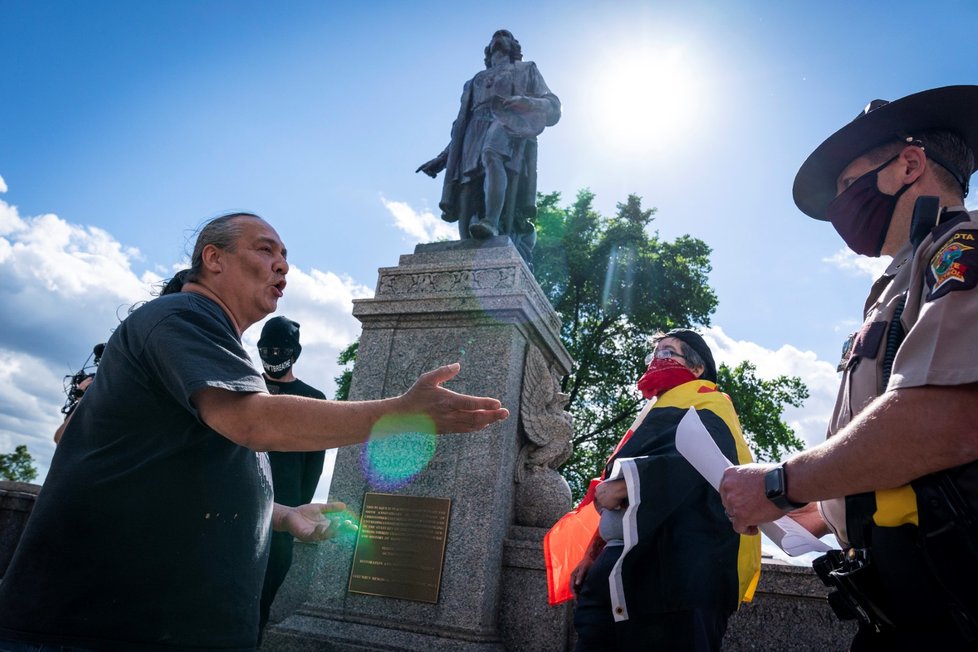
(194, 363), (509, 451)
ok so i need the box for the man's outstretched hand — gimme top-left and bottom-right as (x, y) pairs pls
(396, 363), (510, 435)
(277, 502), (359, 542)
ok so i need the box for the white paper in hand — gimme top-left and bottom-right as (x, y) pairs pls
(674, 407), (731, 491)
(675, 407), (831, 557)
(760, 518), (830, 556)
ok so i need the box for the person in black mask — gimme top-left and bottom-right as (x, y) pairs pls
(720, 86), (978, 650)
(256, 316), (328, 640)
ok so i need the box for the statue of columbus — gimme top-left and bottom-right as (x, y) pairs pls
(417, 30), (561, 264)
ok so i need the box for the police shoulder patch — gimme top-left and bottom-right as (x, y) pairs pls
(926, 229), (978, 301)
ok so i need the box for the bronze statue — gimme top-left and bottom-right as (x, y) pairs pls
(417, 30), (561, 264)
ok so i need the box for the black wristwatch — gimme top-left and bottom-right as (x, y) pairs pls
(764, 463), (807, 511)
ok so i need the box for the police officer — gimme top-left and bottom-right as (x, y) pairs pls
(256, 316), (328, 639)
(719, 86), (978, 649)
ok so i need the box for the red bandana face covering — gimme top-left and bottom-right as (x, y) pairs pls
(637, 357), (697, 399)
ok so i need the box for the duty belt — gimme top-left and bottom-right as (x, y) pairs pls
(814, 469), (978, 641)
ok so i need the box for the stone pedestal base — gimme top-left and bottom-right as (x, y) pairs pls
(0, 481), (41, 579)
(265, 238), (573, 651)
(500, 526), (573, 651)
(723, 561), (857, 650)
(268, 613), (505, 652)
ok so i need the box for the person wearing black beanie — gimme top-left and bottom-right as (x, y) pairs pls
(569, 328), (759, 651)
(662, 328), (718, 383)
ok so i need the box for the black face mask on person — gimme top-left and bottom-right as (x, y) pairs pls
(825, 155), (915, 257)
(259, 347), (294, 379)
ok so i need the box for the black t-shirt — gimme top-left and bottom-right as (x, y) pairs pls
(0, 292), (272, 652)
(263, 378), (327, 507)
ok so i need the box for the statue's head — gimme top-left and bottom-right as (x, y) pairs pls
(484, 30), (522, 68)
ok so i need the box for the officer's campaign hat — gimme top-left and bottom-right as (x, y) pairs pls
(793, 85), (978, 220)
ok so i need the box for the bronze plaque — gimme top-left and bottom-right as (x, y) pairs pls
(348, 492), (452, 603)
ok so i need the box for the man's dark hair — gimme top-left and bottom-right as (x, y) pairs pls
(483, 30), (522, 68)
(862, 130), (975, 198)
(912, 129), (975, 197)
(160, 212), (262, 296)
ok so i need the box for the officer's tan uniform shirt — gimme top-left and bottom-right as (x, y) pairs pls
(820, 208), (978, 546)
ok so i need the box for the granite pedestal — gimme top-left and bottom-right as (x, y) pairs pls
(265, 238), (575, 651)
(723, 560), (857, 650)
(0, 481), (41, 579)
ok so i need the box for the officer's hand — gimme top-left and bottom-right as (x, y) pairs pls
(719, 463), (783, 535)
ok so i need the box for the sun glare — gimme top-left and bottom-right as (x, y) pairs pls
(591, 46), (706, 154)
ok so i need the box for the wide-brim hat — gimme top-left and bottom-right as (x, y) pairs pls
(793, 85), (978, 220)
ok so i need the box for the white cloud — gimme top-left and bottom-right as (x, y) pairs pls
(702, 325), (840, 452)
(0, 188), (374, 492)
(0, 174), (7, 193)
(0, 195), (160, 480)
(822, 247), (890, 279)
(381, 197), (457, 243)
(0, 198), (158, 368)
(0, 198), (25, 235)
(0, 348), (66, 481)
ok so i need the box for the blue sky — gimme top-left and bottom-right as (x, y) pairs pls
(2, 0), (977, 501)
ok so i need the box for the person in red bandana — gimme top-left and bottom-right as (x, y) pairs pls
(570, 329), (760, 652)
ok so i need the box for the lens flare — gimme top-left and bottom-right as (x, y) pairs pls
(601, 244), (636, 315)
(361, 414), (438, 490)
(328, 508), (361, 537)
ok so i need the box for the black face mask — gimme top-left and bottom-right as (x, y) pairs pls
(825, 155), (914, 257)
(259, 347), (294, 379)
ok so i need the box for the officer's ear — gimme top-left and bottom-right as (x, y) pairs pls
(689, 363), (705, 379)
(898, 145), (926, 185)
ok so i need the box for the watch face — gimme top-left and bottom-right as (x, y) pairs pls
(764, 467), (783, 499)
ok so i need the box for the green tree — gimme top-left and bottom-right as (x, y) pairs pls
(0, 444), (39, 483)
(533, 190), (805, 500)
(717, 361), (808, 462)
(333, 340), (359, 401)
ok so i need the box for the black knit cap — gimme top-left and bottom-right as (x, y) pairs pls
(664, 328), (717, 383)
(258, 316), (302, 361)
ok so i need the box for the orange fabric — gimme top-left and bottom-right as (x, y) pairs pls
(544, 479), (601, 605)
(545, 401), (655, 606)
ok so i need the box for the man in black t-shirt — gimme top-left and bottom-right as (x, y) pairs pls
(255, 316), (328, 638)
(0, 213), (509, 652)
